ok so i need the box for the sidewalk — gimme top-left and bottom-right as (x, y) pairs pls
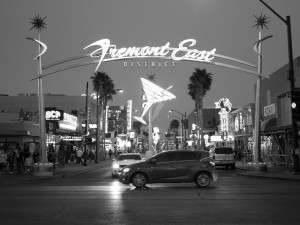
(0, 159), (112, 185)
(236, 161), (300, 181)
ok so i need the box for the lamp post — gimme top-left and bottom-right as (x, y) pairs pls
(28, 15), (52, 176)
(259, 0), (299, 172)
(169, 109), (187, 144)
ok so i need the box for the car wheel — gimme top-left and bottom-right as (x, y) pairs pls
(231, 164), (236, 170)
(195, 172), (211, 188)
(132, 172), (147, 188)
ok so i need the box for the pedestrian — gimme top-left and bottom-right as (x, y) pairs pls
(32, 149), (40, 164)
(76, 147), (83, 164)
(50, 148), (57, 171)
(24, 146), (32, 173)
(0, 148), (7, 172)
(7, 147), (16, 174)
(88, 149), (94, 164)
(108, 149), (112, 159)
(15, 144), (24, 174)
(58, 146), (65, 167)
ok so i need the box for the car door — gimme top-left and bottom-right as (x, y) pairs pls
(147, 152), (178, 182)
(171, 152), (198, 181)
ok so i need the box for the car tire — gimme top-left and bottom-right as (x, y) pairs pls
(131, 172), (147, 188)
(231, 164), (236, 170)
(195, 172), (211, 188)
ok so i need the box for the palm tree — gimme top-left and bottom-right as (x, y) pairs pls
(90, 71), (116, 161)
(169, 119), (180, 149)
(188, 68), (213, 150)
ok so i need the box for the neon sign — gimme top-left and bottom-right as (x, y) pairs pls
(215, 98), (232, 141)
(84, 39), (216, 71)
(35, 37), (266, 81)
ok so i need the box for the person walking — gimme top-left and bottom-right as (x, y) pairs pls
(23, 145), (31, 173)
(76, 147), (83, 164)
(108, 149), (112, 159)
(0, 148), (7, 172)
(32, 149), (40, 164)
(7, 147), (16, 174)
(58, 146), (65, 167)
(15, 144), (24, 174)
(49, 148), (57, 171)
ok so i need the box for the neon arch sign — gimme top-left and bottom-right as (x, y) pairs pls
(32, 37), (269, 80)
(83, 39), (216, 71)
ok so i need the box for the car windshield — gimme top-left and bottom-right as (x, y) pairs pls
(116, 154), (141, 160)
(215, 148), (233, 154)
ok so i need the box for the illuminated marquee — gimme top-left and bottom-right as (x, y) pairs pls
(58, 113), (78, 131)
(215, 98), (232, 141)
(127, 100), (132, 131)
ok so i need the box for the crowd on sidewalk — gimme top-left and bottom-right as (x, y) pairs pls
(0, 141), (98, 176)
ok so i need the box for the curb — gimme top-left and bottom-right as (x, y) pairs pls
(236, 171), (300, 182)
(0, 161), (111, 185)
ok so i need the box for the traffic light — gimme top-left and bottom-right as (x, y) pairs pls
(291, 90), (300, 122)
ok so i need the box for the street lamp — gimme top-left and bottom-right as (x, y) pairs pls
(169, 109), (187, 144)
(259, 0), (298, 172)
(27, 15), (51, 176)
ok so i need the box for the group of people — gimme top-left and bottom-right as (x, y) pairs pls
(0, 144), (40, 174)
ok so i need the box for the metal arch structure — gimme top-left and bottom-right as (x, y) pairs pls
(29, 38), (272, 81)
(28, 36), (273, 156)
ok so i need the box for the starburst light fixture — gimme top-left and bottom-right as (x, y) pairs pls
(146, 73), (157, 82)
(253, 13), (270, 30)
(30, 14), (47, 32)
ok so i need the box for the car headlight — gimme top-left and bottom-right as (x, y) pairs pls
(123, 167), (130, 173)
(112, 163), (120, 169)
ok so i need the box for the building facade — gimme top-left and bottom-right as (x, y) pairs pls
(0, 93), (97, 153)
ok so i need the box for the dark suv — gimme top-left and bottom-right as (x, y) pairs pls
(118, 150), (218, 188)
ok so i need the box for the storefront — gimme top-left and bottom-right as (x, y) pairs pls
(0, 122), (39, 153)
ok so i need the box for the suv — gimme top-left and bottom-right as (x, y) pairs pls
(210, 147), (235, 169)
(118, 150), (218, 188)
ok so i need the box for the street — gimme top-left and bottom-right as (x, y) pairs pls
(1, 163), (300, 225)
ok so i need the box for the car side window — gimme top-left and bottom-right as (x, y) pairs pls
(155, 152), (176, 163)
(177, 152), (198, 161)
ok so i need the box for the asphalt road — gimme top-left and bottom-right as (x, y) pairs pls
(1, 165), (300, 225)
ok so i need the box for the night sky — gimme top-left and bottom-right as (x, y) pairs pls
(1, 0), (300, 132)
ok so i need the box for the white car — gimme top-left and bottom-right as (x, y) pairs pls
(111, 153), (142, 177)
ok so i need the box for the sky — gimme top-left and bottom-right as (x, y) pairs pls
(1, 0), (300, 133)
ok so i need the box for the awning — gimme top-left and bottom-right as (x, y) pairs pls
(261, 118), (277, 132)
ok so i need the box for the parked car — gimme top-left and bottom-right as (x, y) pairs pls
(111, 153), (142, 177)
(210, 147), (236, 169)
(118, 150), (218, 188)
